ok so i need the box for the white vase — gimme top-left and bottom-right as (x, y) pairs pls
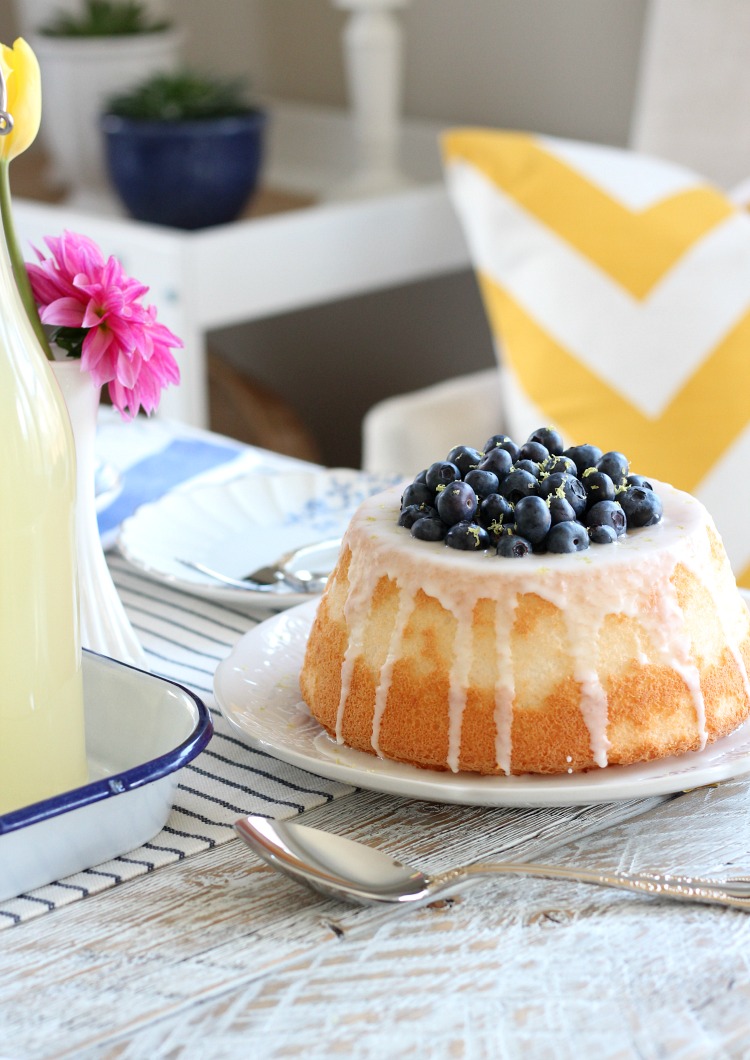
(52, 359), (147, 670)
(12, 0), (173, 38)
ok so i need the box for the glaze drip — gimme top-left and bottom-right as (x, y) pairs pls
(447, 608), (475, 772)
(371, 591), (412, 753)
(493, 599), (517, 775)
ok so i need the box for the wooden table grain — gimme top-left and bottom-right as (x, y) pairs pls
(3, 779), (750, 1059)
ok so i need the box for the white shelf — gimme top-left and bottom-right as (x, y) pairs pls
(13, 101), (470, 428)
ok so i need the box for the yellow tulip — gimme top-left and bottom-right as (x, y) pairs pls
(0, 38), (41, 161)
(0, 38), (49, 355)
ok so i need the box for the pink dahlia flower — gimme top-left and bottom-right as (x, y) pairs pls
(26, 230), (182, 419)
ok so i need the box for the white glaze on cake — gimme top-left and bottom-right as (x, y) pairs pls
(330, 480), (749, 773)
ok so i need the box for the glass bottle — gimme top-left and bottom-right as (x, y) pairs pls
(0, 197), (87, 816)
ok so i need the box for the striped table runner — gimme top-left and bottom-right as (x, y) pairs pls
(0, 553), (355, 928)
(0, 421), (354, 927)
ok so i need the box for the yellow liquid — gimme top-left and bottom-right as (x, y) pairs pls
(0, 248), (87, 815)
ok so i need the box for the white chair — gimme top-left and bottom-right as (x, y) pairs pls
(362, 0), (750, 476)
(361, 366), (503, 475)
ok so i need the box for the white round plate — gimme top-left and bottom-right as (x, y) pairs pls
(118, 468), (398, 611)
(214, 599), (750, 807)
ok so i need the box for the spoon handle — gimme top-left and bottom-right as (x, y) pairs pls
(177, 557), (328, 594)
(435, 862), (750, 911)
(175, 559), (284, 591)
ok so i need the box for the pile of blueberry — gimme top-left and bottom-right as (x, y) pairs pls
(398, 426), (663, 556)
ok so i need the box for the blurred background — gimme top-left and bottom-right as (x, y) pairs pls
(0, 0), (678, 467)
(1, 1), (647, 140)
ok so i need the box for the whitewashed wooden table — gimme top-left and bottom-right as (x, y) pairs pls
(2, 416), (750, 1060)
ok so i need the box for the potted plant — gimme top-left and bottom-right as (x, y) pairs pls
(101, 69), (267, 229)
(30, 1), (183, 205)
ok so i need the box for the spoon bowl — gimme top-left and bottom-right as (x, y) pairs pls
(235, 814), (750, 912)
(235, 814), (430, 904)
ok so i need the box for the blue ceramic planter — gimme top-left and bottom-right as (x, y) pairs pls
(102, 109), (266, 229)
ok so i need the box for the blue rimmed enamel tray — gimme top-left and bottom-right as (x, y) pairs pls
(0, 651), (212, 902)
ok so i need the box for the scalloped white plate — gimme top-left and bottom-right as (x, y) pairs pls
(118, 468), (399, 612)
(214, 599), (750, 807)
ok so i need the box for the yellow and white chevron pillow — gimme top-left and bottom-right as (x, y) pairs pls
(442, 128), (750, 587)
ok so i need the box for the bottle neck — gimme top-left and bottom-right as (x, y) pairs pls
(0, 162), (52, 359)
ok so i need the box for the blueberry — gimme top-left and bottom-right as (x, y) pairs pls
(464, 468), (500, 498)
(547, 495), (577, 524)
(539, 472), (587, 516)
(425, 460), (461, 492)
(539, 471), (567, 498)
(564, 443), (603, 476)
(411, 515), (447, 542)
(567, 476), (589, 515)
(582, 470), (616, 505)
(496, 532), (532, 558)
(546, 521), (589, 553)
(401, 480), (433, 509)
(484, 434), (520, 462)
(414, 469), (428, 484)
(626, 474), (653, 490)
(513, 495), (552, 544)
(585, 499), (626, 536)
(436, 480), (478, 525)
(514, 459), (542, 479)
(398, 503), (437, 529)
(445, 521), (490, 551)
(597, 451), (629, 485)
(478, 493), (514, 531)
(499, 468), (539, 503)
(527, 426), (564, 455)
(518, 440), (549, 464)
(478, 447), (513, 478)
(588, 523), (618, 545)
(543, 454), (577, 477)
(620, 486), (663, 527)
(446, 445), (483, 477)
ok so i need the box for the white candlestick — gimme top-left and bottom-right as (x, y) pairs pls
(331, 0), (413, 198)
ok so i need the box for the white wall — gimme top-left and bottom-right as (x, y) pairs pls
(2, 0), (649, 147)
(172, 0), (648, 149)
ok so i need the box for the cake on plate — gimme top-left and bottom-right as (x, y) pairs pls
(300, 428), (750, 775)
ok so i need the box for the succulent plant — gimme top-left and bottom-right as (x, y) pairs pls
(105, 70), (255, 121)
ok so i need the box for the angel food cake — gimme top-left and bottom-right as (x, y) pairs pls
(300, 428), (750, 775)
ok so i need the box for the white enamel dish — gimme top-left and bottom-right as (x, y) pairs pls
(118, 468), (399, 612)
(214, 599), (750, 808)
(0, 651), (212, 902)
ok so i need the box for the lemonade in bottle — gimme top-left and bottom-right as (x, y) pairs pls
(0, 42), (87, 814)
(0, 243), (88, 812)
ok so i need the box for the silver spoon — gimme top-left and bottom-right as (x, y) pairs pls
(177, 537), (340, 594)
(235, 814), (750, 912)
